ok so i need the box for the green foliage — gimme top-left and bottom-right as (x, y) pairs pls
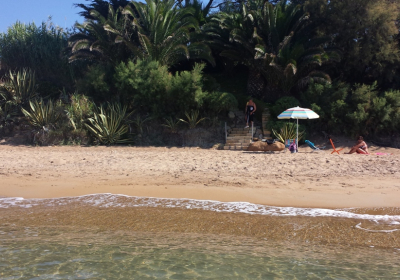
(272, 122), (305, 143)
(132, 115), (151, 137)
(65, 93), (94, 130)
(21, 99), (60, 128)
(208, 0), (335, 99)
(0, 69), (39, 109)
(120, 0), (214, 67)
(196, 91), (238, 114)
(270, 96), (301, 117)
(179, 110), (206, 129)
(301, 80), (350, 133)
(303, 0), (400, 86)
(0, 21), (73, 88)
(0, 102), (18, 134)
(162, 117), (181, 133)
(85, 103), (133, 145)
(115, 59), (205, 118)
(75, 64), (114, 102)
(69, 4), (132, 64)
(301, 80), (400, 137)
(347, 82), (400, 136)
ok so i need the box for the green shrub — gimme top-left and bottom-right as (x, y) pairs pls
(0, 21), (73, 88)
(347, 82), (400, 137)
(270, 96), (301, 118)
(76, 64), (114, 102)
(301, 80), (350, 134)
(300, 80), (400, 137)
(196, 91), (238, 114)
(65, 93), (94, 130)
(114, 59), (205, 118)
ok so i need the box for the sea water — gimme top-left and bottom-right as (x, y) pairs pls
(1, 194), (400, 279)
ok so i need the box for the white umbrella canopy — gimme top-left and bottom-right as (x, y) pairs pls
(277, 106), (319, 152)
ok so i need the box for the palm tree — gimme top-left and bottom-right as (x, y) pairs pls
(68, 4), (133, 64)
(118, 0), (215, 67)
(75, 0), (130, 20)
(208, 0), (336, 101)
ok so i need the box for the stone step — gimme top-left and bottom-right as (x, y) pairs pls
(226, 140), (252, 145)
(229, 130), (253, 133)
(226, 137), (251, 143)
(229, 133), (252, 137)
(223, 145), (250, 150)
(231, 126), (260, 130)
(226, 136), (252, 140)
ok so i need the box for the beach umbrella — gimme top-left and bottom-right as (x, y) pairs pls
(277, 106), (319, 152)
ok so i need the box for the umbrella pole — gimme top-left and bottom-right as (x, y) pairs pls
(296, 118), (298, 153)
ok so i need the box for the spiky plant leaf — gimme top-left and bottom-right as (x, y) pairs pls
(85, 103), (133, 145)
(21, 99), (60, 128)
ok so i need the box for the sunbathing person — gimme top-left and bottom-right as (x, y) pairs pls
(346, 136), (369, 154)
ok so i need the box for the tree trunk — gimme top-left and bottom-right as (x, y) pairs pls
(246, 68), (285, 102)
(246, 68), (266, 99)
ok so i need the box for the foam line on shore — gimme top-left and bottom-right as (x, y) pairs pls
(1, 193), (400, 223)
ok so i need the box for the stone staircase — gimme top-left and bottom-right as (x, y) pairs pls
(223, 109), (273, 150)
(223, 127), (255, 150)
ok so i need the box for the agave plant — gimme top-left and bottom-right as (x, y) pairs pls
(162, 117), (180, 133)
(85, 103), (133, 145)
(272, 122), (304, 143)
(179, 110), (206, 129)
(0, 68), (39, 109)
(21, 99), (60, 129)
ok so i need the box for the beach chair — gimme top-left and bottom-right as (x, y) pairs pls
(305, 140), (325, 152)
(329, 137), (343, 155)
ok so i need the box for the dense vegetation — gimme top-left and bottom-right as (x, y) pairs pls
(1, 0), (399, 146)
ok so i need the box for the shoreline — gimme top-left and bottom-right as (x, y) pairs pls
(1, 144), (400, 248)
(2, 201), (400, 249)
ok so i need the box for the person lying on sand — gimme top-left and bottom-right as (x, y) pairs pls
(345, 136), (369, 154)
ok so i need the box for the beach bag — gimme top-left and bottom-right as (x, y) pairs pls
(288, 142), (297, 153)
(266, 139), (276, 145)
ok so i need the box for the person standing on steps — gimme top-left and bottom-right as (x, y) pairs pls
(245, 98), (256, 128)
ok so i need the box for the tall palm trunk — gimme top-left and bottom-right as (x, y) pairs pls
(246, 68), (266, 99)
(246, 68), (285, 102)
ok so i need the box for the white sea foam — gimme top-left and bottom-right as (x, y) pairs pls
(0, 194), (400, 224)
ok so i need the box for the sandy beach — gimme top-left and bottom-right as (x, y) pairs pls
(0, 144), (399, 208)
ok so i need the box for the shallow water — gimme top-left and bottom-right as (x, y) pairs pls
(1, 194), (400, 223)
(1, 227), (400, 279)
(1, 194), (400, 279)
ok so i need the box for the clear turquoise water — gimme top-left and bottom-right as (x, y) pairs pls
(1, 227), (400, 279)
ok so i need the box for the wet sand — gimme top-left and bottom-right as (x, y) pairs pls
(1, 203), (400, 249)
(0, 145), (400, 248)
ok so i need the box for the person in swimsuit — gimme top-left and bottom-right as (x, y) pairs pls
(346, 136), (369, 154)
(244, 98), (256, 128)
